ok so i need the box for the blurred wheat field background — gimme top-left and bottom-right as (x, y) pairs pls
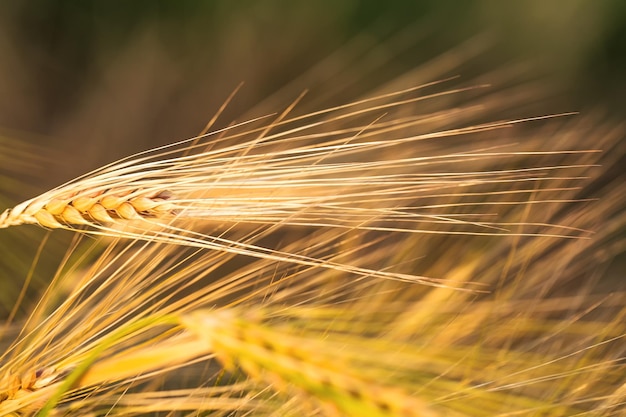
(0, 2), (625, 416)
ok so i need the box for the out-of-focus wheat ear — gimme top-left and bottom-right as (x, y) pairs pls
(181, 308), (441, 417)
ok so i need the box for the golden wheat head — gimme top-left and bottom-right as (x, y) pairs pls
(0, 82), (603, 287)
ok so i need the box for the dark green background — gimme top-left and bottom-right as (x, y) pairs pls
(0, 1), (624, 196)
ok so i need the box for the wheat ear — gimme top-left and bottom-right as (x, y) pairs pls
(181, 308), (440, 417)
(0, 84), (599, 287)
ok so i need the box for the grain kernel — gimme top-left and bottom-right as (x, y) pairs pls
(71, 196), (97, 212)
(34, 210), (63, 228)
(88, 203), (114, 223)
(44, 199), (68, 216)
(116, 202), (140, 219)
(61, 205), (89, 225)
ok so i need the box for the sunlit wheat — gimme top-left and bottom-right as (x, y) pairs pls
(0, 79), (624, 416)
(0, 82), (602, 286)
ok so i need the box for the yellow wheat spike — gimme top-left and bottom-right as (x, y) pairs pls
(0, 81), (605, 287)
(181, 308), (440, 417)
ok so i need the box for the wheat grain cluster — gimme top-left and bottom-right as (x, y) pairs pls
(0, 76), (624, 416)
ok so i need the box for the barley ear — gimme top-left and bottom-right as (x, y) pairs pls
(181, 309), (439, 417)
